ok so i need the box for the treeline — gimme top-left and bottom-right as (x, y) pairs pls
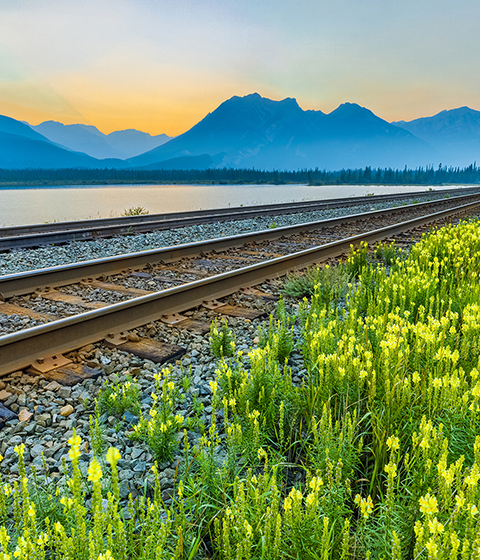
(0, 163), (479, 186)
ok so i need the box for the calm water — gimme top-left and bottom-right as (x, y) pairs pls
(0, 183), (470, 227)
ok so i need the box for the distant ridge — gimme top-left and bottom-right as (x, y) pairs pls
(31, 121), (172, 160)
(393, 107), (480, 167)
(127, 93), (439, 171)
(3, 94), (480, 171)
(0, 115), (109, 169)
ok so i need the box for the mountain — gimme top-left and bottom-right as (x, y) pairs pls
(106, 130), (171, 158)
(0, 115), (111, 169)
(31, 121), (172, 159)
(393, 107), (480, 167)
(127, 93), (439, 171)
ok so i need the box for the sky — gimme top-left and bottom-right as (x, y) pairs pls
(0, 0), (479, 136)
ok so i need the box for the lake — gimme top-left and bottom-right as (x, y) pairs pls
(0, 183), (471, 227)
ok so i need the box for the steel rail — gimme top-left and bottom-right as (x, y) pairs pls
(1, 187), (480, 250)
(0, 199), (479, 376)
(1, 195), (480, 300)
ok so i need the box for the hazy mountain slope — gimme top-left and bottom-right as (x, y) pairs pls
(0, 131), (103, 169)
(106, 130), (171, 158)
(138, 154), (213, 170)
(393, 107), (480, 166)
(0, 115), (126, 168)
(0, 115), (53, 143)
(31, 121), (172, 160)
(299, 102), (439, 170)
(128, 93), (438, 171)
(32, 121), (123, 159)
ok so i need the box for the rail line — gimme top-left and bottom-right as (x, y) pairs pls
(2, 193), (480, 299)
(0, 196), (479, 376)
(1, 186), (480, 250)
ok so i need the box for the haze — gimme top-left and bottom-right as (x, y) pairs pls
(0, 0), (479, 136)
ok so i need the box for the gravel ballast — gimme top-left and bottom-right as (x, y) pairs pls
(0, 285), (294, 510)
(0, 194), (462, 275)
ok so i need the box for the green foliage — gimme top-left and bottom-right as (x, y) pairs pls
(209, 317), (235, 358)
(374, 240), (403, 266)
(4, 163), (480, 186)
(122, 206), (149, 216)
(97, 375), (141, 417)
(257, 315), (294, 364)
(346, 240), (369, 277)
(89, 400), (107, 457)
(129, 367), (183, 462)
(282, 263), (351, 303)
(3, 219), (480, 558)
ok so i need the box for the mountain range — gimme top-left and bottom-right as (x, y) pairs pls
(30, 121), (172, 160)
(393, 107), (480, 168)
(1, 94), (480, 171)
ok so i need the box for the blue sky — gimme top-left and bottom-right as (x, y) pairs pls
(0, 0), (478, 134)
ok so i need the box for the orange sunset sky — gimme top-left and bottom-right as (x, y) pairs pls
(0, 0), (479, 136)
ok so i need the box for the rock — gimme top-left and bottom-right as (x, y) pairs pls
(60, 405), (74, 417)
(162, 467), (175, 480)
(18, 409), (33, 423)
(24, 423), (37, 435)
(123, 411), (139, 426)
(8, 435), (23, 446)
(119, 480), (131, 499)
(44, 381), (61, 392)
(0, 390), (12, 402)
(127, 333), (140, 342)
(119, 469), (134, 481)
(30, 444), (46, 458)
(0, 382), (5, 391)
(3, 447), (15, 459)
(58, 387), (72, 399)
(131, 447), (144, 460)
(4, 395), (17, 407)
(133, 461), (146, 472)
(36, 413), (53, 427)
(161, 487), (174, 501)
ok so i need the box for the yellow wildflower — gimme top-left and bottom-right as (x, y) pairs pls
(419, 493), (438, 516)
(14, 444), (24, 456)
(244, 520), (253, 538)
(87, 458), (103, 483)
(354, 494), (374, 519)
(386, 435), (400, 452)
(428, 517), (444, 535)
(97, 552), (115, 560)
(68, 432), (81, 449)
(309, 477), (324, 492)
(106, 447), (121, 466)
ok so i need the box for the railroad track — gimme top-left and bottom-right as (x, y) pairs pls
(0, 194), (479, 379)
(1, 186), (480, 251)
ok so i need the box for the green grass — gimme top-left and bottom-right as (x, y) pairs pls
(2, 218), (480, 558)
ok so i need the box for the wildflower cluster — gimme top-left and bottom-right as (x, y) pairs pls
(0, 218), (479, 558)
(97, 374), (141, 416)
(209, 317), (235, 358)
(129, 367), (183, 461)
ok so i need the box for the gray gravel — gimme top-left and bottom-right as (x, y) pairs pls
(0, 313), (47, 335)
(0, 194), (457, 276)
(0, 284), (299, 509)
